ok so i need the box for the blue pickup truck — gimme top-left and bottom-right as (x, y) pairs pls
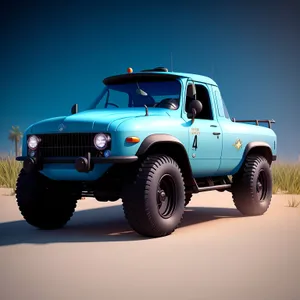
(16, 67), (277, 238)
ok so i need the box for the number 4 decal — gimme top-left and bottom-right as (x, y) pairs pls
(192, 135), (198, 150)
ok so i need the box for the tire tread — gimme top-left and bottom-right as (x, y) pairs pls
(232, 155), (272, 216)
(122, 155), (185, 237)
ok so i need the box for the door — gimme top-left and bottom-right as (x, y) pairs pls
(185, 82), (223, 177)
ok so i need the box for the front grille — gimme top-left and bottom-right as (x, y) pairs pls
(36, 133), (98, 157)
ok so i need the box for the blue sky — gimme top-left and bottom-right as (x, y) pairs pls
(1, 0), (299, 161)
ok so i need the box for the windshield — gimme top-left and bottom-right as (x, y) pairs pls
(90, 80), (181, 109)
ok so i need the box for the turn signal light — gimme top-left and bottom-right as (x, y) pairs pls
(127, 67), (133, 73)
(126, 136), (140, 143)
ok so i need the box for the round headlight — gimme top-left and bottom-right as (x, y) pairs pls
(27, 135), (39, 150)
(94, 133), (109, 150)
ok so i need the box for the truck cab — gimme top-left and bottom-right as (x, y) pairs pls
(182, 79), (276, 177)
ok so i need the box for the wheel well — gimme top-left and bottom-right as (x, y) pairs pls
(138, 142), (195, 188)
(245, 146), (273, 165)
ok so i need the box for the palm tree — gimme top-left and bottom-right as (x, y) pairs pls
(8, 126), (23, 157)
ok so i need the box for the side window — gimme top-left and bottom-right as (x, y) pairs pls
(185, 83), (196, 112)
(185, 83), (213, 120)
(222, 98), (230, 119)
(214, 88), (230, 119)
(215, 90), (225, 117)
(194, 84), (213, 120)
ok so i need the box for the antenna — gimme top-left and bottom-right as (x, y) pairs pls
(170, 52), (173, 72)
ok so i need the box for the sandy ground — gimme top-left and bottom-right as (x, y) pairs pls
(0, 188), (299, 300)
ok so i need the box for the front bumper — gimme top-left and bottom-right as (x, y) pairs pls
(16, 155), (138, 173)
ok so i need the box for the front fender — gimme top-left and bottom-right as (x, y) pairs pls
(135, 134), (196, 189)
(136, 134), (184, 156)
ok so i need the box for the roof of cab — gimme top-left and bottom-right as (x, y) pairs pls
(168, 71), (218, 86)
(103, 69), (218, 86)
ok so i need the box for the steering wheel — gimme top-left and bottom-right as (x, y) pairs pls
(155, 98), (179, 110)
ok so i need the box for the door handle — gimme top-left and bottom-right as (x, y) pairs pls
(210, 125), (218, 128)
(213, 132), (221, 135)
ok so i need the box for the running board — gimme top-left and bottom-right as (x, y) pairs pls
(81, 183), (232, 197)
(190, 177), (232, 193)
(197, 184), (231, 192)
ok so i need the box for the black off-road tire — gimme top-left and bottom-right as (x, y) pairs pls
(185, 193), (192, 206)
(232, 155), (273, 216)
(16, 169), (79, 229)
(122, 155), (185, 238)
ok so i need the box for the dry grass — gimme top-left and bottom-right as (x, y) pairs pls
(0, 155), (22, 194)
(287, 196), (300, 208)
(0, 155), (299, 197)
(271, 162), (300, 195)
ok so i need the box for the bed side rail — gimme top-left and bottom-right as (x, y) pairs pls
(231, 118), (275, 129)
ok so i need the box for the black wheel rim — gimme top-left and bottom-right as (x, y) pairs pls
(256, 169), (268, 201)
(157, 174), (177, 219)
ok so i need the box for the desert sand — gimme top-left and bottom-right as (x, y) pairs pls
(0, 189), (299, 300)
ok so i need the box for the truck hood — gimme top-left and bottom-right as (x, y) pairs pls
(28, 108), (172, 134)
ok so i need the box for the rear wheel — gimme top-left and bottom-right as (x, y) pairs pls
(122, 155), (185, 238)
(16, 169), (80, 229)
(232, 155), (272, 216)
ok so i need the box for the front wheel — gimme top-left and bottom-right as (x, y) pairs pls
(184, 193), (192, 206)
(16, 169), (80, 229)
(232, 155), (273, 216)
(122, 155), (185, 238)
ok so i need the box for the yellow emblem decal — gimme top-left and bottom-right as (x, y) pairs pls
(233, 139), (243, 150)
(190, 128), (200, 135)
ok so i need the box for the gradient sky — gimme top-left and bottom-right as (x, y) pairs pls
(1, 0), (299, 161)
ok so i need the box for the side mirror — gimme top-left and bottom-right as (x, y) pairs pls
(187, 100), (203, 123)
(71, 104), (78, 115)
(136, 88), (148, 96)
